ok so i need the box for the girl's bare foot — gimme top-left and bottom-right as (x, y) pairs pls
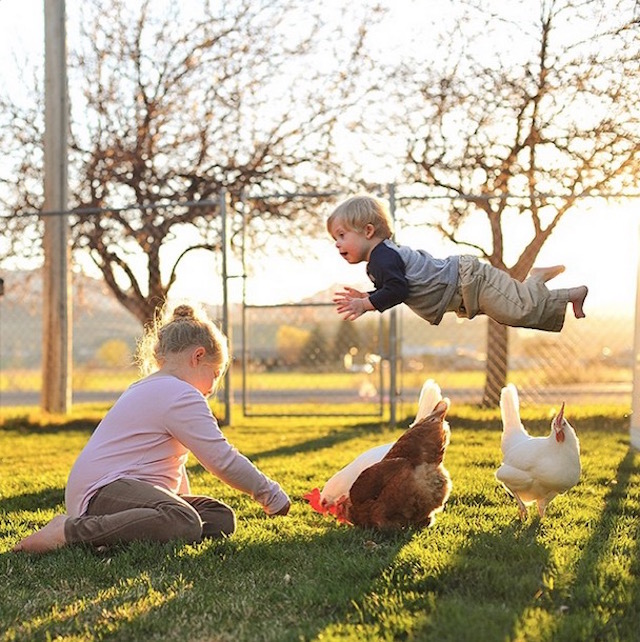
(569, 286), (588, 319)
(12, 515), (68, 553)
(529, 265), (566, 282)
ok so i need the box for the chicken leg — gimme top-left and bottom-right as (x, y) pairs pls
(511, 490), (528, 521)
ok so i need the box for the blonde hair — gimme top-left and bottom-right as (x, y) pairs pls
(326, 195), (394, 239)
(136, 302), (229, 378)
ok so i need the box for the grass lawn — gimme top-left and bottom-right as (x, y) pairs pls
(1, 403), (638, 641)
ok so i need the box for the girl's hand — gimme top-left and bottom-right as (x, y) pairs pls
(270, 501), (291, 517)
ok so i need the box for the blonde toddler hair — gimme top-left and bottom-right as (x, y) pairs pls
(136, 302), (229, 378)
(326, 195), (394, 239)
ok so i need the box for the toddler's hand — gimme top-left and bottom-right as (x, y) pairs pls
(333, 287), (371, 321)
(335, 297), (366, 321)
(334, 287), (365, 320)
(333, 286), (366, 302)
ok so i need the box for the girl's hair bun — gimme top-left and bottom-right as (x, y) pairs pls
(135, 300), (229, 380)
(172, 304), (194, 319)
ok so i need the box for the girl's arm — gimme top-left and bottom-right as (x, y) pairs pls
(167, 390), (290, 515)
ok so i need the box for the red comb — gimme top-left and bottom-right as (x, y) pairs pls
(304, 488), (352, 525)
(303, 488), (327, 514)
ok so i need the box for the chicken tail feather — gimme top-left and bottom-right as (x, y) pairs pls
(500, 383), (521, 431)
(411, 379), (442, 426)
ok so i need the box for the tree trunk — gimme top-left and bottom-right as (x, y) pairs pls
(482, 319), (508, 407)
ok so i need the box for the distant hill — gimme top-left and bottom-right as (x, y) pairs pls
(0, 268), (141, 367)
(1, 268), (633, 371)
(0, 269), (343, 367)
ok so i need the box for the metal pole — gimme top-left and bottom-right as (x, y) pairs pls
(240, 191), (249, 417)
(631, 223), (640, 450)
(42, 0), (71, 413)
(220, 188), (232, 425)
(388, 183), (397, 428)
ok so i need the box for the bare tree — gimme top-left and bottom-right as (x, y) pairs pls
(0, 0), (384, 325)
(382, 0), (640, 405)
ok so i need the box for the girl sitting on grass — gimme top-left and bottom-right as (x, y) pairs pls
(13, 303), (290, 554)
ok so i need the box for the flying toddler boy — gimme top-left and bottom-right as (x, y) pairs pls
(327, 195), (588, 333)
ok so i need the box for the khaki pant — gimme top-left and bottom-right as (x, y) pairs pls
(447, 256), (570, 332)
(64, 478), (236, 547)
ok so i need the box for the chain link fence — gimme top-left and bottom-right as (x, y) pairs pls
(0, 191), (636, 422)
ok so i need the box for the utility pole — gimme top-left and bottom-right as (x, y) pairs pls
(388, 183), (397, 428)
(220, 188), (232, 425)
(42, 0), (71, 413)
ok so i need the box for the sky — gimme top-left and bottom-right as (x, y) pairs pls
(1, 0), (638, 317)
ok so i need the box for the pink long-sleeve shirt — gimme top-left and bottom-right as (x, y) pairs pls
(65, 374), (289, 517)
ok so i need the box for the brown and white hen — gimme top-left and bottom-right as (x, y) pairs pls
(338, 397), (452, 529)
(305, 379), (452, 529)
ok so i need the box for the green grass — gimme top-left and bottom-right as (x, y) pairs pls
(2, 364), (632, 394)
(1, 367), (483, 392)
(1, 403), (639, 641)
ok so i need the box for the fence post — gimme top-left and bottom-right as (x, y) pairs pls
(220, 188), (232, 425)
(42, 0), (71, 414)
(240, 190), (249, 417)
(631, 223), (640, 450)
(388, 183), (398, 428)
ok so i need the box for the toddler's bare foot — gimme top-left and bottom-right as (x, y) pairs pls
(569, 286), (588, 319)
(12, 515), (68, 553)
(529, 265), (565, 282)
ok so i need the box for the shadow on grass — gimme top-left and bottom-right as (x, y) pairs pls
(0, 524), (414, 642)
(549, 447), (640, 641)
(244, 418), (392, 460)
(0, 487), (65, 513)
(396, 445), (639, 642)
(0, 416), (98, 434)
(375, 520), (551, 641)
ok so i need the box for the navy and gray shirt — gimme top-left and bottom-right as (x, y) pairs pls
(367, 239), (460, 325)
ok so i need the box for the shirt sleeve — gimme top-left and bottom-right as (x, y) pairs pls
(165, 388), (290, 514)
(367, 242), (410, 312)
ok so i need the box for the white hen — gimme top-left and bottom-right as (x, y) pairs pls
(495, 383), (581, 520)
(318, 379), (443, 509)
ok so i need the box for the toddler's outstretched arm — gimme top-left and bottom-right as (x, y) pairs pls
(333, 286), (375, 321)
